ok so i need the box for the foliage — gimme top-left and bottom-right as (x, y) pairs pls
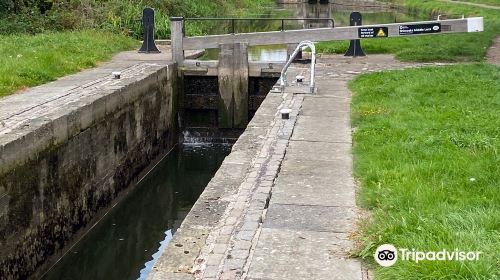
(0, 0), (277, 38)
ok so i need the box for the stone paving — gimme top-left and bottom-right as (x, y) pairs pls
(149, 54), (445, 280)
(0, 47), (169, 134)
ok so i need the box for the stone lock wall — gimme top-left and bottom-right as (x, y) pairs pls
(0, 63), (178, 279)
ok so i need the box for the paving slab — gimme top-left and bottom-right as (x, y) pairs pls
(285, 140), (352, 162)
(300, 96), (350, 116)
(291, 115), (351, 143)
(247, 228), (361, 280)
(271, 173), (356, 207)
(263, 204), (356, 233)
(147, 271), (195, 280)
(279, 157), (351, 177)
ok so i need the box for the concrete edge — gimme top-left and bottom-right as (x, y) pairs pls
(0, 63), (176, 176)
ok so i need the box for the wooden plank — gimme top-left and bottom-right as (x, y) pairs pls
(182, 60), (284, 77)
(218, 44), (235, 128)
(171, 18), (185, 64)
(233, 43), (249, 128)
(183, 18), (482, 50)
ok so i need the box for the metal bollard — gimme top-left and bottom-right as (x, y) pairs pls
(138, 7), (161, 53)
(345, 12), (366, 57)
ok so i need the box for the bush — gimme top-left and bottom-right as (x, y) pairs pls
(0, 0), (276, 38)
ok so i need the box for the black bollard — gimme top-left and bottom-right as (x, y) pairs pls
(139, 7), (161, 53)
(345, 12), (366, 57)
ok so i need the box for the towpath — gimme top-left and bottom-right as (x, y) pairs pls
(149, 55), (447, 280)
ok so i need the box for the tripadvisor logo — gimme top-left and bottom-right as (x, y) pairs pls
(375, 244), (398, 267)
(374, 244), (482, 267)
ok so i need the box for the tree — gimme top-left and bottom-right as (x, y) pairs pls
(0, 0), (53, 15)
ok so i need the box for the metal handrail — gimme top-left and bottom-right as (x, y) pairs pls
(280, 41), (316, 94)
(184, 18), (334, 33)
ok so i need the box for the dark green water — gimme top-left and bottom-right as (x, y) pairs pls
(41, 144), (231, 280)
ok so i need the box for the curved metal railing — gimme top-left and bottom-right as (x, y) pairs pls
(280, 41), (316, 94)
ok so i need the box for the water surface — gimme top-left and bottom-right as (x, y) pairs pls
(42, 144), (231, 280)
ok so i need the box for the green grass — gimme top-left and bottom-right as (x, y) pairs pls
(317, 0), (500, 62)
(448, 0), (500, 7)
(0, 31), (137, 97)
(350, 64), (500, 279)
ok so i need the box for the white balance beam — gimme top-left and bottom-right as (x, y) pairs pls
(182, 17), (483, 50)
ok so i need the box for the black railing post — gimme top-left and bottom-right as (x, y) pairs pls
(138, 7), (161, 53)
(281, 19), (285, 32)
(345, 12), (366, 57)
(231, 19), (235, 34)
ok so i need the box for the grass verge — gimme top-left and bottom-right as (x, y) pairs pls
(0, 30), (137, 98)
(446, 0), (500, 7)
(350, 64), (500, 279)
(317, 0), (500, 62)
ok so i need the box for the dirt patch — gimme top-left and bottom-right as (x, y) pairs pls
(486, 36), (500, 65)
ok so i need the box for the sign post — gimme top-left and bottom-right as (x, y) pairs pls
(138, 7), (161, 53)
(345, 12), (366, 57)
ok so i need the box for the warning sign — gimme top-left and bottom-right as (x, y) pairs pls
(377, 28), (387, 37)
(358, 27), (389, 38)
(399, 23), (441, 35)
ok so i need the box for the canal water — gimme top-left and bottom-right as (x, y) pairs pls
(201, 0), (430, 61)
(41, 144), (231, 280)
(40, 2), (429, 279)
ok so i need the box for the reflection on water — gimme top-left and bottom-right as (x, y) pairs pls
(200, 1), (428, 61)
(203, 44), (288, 62)
(42, 144), (231, 280)
(249, 44), (288, 61)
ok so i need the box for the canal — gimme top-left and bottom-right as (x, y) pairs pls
(41, 144), (231, 280)
(40, 2), (429, 279)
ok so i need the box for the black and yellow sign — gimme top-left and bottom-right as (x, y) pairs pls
(358, 27), (389, 38)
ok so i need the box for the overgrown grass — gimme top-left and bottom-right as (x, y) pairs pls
(317, 0), (500, 62)
(0, 0), (278, 38)
(447, 0), (500, 7)
(350, 64), (500, 279)
(0, 31), (137, 97)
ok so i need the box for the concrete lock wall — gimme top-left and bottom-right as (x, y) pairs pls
(0, 64), (178, 279)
